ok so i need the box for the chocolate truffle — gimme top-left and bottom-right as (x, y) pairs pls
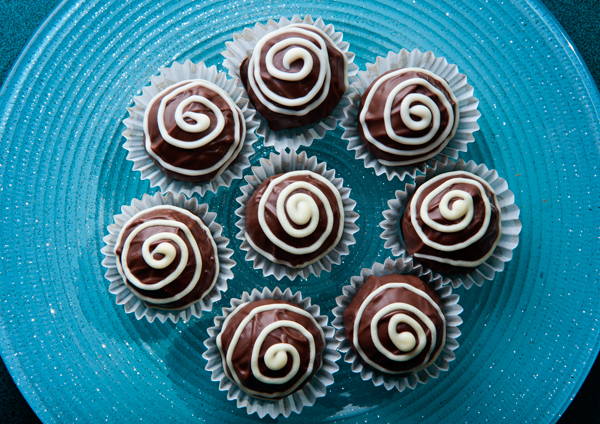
(358, 68), (459, 166)
(114, 205), (219, 310)
(143, 79), (246, 183)
(217, 299), (325, 400)
(239, 24), (348, 131)
(401, 171), (502, 275)
(245, 170), (344, 268)
(343, 274), (446, 375)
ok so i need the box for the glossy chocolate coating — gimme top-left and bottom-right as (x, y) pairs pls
(401, 172), (501, 275)
(144, 82), (244, 182)
(115, 207), (217, 310)
(358, 69), (457, 165)
(245, 172), (342, 267)
(240, 26), (347, 131)
(218, 299), (325, 400)
(343, 274), (445, 375)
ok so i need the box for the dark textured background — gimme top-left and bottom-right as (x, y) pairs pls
(0, 0), (599, 422)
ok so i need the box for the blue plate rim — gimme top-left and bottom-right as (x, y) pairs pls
(0, 0), (599, 423)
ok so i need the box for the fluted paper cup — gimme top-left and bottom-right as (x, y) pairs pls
(203, 286), (340, 418)
(122, 60), (259, 197)
(380, 159), (522, 289)
(341, 49), (480, 181)
(222, 15), (359, 152)
(332, 256), (462, 391)
(235, 150), (359, 280)
(101, 192), (235, 323)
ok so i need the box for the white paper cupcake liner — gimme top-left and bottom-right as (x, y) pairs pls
(203, 286), (340, 419)
(380, 159), (522, 289)
(331, 256), (463, 392)
(122, 60), (259, 197)
(100, 192), (235, 323)
(221, 15), (359, 152)
(341, 49), (481, 181)
(235, 150), (359, 280)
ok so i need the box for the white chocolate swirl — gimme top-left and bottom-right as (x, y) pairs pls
(247, 24), (348, 116)
(353, 282), (446, 374)
(217, 302), (324, 399)
(359, 68), (459, 166)
(114, 205), (219, 306)
(246, 170), (344, 268)
(144, 79), (245, 178)
(410, 171), (501, 267)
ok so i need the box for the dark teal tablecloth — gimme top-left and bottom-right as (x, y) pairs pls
(1, 0), (598, 422)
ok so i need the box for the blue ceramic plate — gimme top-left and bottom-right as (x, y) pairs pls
(1, 0), (599, 423)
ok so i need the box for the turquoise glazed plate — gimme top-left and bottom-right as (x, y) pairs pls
(1, 0), (599, 422)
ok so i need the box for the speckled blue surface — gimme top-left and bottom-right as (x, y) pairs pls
(1, 0), (600, 423)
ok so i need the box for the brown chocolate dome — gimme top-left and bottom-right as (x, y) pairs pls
(143, 79), (246, 182)
(240, 24), (348, 131)
(343, 274), (446, 375)
(244, 170), (344, 268)
(358, 68), (459, 166)
(114, 205), (218, 310)
(401, 171), (502, 275)
(217, 299), (325, 400)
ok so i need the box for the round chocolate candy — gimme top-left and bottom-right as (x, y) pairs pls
(401, 171), (502, 275)
(114, 205), (218, 310)
(358, 68), (459, 166)
(343, 273), (446, 375)
(244, 170), (344, 268)
(240, 24), (348, 131)
(217, 299), (325, 400)
(143, 79), (246, 183)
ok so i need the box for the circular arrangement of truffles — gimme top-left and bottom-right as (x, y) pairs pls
(401, 171), (502, 275)
(240, 23), (349, 131)
(114, 205), (219, 310)
(216, 299), (326, 400)
(143, 79), (246, 183)
(358, 67), (459, 166)
(245, 170), (344, 268)
(343, 274), (446, 375)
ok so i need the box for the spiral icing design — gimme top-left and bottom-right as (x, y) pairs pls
(343, 274), (446, 375)
(217, 299), (325, 400)
(245, 170), (344, 268)
(143, 79), (246, 183)
(358, 68), (459, 166)
(114, 205), (219, 310)
(240, 24), (349, 131)
(401, 171), (502, 275)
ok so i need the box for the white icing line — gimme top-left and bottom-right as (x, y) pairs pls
(251, 321), (314, 385)
(216, 302), (324, 399)
(142, 234), (178, 270)
(372, 304), (430, 362)
(247, 24), (348, 116)
(122, 221), (198, 291)
(114, 205), (219, 305)
(393, 330), (417, 352)
(383, 80), (445, 147)
(352, 282), (446, 374)
(143, 79), (245, 177)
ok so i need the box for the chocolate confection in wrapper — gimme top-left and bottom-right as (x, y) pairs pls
(244, 170), (344, 268)
(143, 79), (246, 183)
(343, 274), (446, 375)
(114, 205), (219, 310)
(401, 171), (502, 275)
(358, 68), (459, 166)
(240, 24), (348, 131)
(217, 299), (325, 400)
